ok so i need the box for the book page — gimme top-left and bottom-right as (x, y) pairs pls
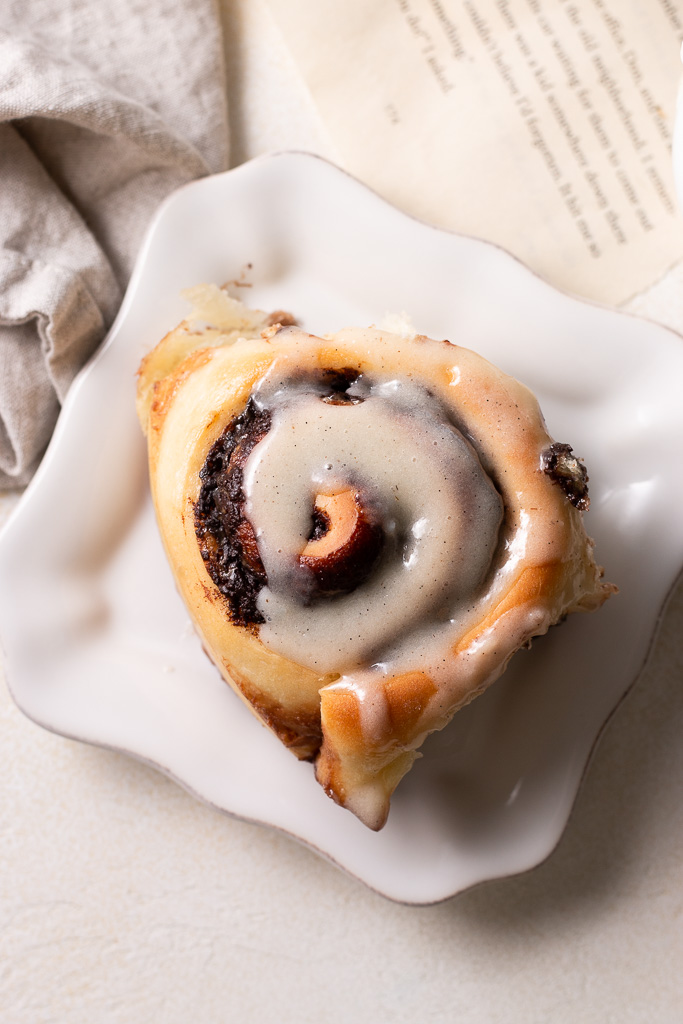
(264, 0), (683, 304)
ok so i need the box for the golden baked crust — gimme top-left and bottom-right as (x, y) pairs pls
(137, 286), (615, 830)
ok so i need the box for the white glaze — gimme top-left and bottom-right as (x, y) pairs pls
(243, 370), (503, 673)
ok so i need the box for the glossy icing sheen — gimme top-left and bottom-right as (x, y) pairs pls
(138, 297), (614, 831)
(238, 326), (610, 827)
(245, 365), (503, 674)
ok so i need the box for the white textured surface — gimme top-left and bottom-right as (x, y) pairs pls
(1, 1), (683, 1019)
(1, 583), (682, 1022)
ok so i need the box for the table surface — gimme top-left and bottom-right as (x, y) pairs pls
(2, 2), (683, 1020)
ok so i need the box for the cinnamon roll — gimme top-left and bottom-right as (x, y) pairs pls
(137, 285), (615, 830)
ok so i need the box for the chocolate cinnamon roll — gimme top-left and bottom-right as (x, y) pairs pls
(137, 285), (615, 830)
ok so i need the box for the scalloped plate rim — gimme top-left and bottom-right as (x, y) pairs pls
(1, 151), (683, 903)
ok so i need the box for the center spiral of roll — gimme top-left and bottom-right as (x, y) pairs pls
(239, 367), (504, 674)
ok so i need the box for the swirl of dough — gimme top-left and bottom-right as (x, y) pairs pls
(137, 287), (615, 830)
(243, 362), (504, 675)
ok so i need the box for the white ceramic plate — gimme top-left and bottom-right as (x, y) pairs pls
(2, 152), (683, 904)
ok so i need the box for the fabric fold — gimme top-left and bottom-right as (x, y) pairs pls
(0, 0), (229, 487)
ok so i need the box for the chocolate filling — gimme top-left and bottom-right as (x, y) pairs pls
(194, 368), (366, 626)
(319, 367), (363, 405)
(309, 505), (331, 542)
(194, 399), (271, 627)
(541, 442), (590, 510)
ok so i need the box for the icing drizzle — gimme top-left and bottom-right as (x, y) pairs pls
(243, 367), (504, 675)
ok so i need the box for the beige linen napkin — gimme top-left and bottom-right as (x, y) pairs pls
(0, 0), (229, 488)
